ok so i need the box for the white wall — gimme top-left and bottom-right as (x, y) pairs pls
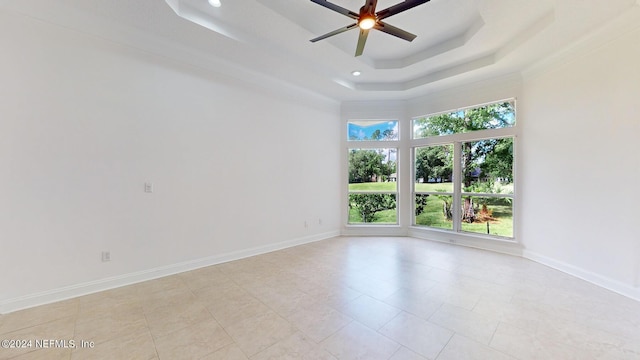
(0, 10), (341, 311)
(520, 23), (640, 298)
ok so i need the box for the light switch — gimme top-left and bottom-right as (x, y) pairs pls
(144, 182), (153, 193)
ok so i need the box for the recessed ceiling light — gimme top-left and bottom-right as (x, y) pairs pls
(352, 71), (361, 76)
(208, 0), (221, 7)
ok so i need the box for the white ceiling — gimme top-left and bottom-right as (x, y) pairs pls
(2, 0), (638, 101)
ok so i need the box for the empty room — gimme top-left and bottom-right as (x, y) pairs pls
(1, 0), (639, 359)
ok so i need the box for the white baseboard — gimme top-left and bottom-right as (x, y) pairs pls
(523, 250), (640, 302)
(0, 231), (340, 314)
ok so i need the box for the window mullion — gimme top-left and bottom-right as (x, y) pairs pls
(452, 141), (462, 233)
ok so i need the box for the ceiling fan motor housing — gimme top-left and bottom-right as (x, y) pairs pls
(310, 0), (431, 56)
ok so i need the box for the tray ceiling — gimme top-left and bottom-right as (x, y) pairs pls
(2, 0), (638, 101)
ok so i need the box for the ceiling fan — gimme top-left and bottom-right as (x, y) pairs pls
(309, 0), (431, 57)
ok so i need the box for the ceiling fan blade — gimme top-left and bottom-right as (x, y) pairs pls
(310, 23), (358, 42)
(375, 21), (417, 42)
(355, 29), (370, 57)
(310, 0), (359, 20)
(363, 0), (378, 13)
(376, 0), (431, 21)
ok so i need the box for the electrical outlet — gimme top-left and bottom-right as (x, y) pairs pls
(318, 218), (322, 225)
(101, 251), (111, 262)
(304, 221), (308, 228)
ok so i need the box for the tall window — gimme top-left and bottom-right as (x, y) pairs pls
(412, 100), (515, 238)
(347, 120), (398, 224)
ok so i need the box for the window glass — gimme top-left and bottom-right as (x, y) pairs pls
(415, 194), (453, 230)
(414, 144), (453, 192)
(349, 194), (397, 224)
(458, 137), (514, 238)
(462, 138), (513, 194)
(460, 196), (513, 238)
(348, 147), (398, 224)
(348, 148), (397, 192)
(414, 144), (454, 230)
(413, 101), (515, 139)
(348, 120), (399, 141)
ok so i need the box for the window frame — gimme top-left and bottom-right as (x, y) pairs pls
(345, 119), (401, 227)
(413, 143), (455, 231)
(410, 100), (517, 240)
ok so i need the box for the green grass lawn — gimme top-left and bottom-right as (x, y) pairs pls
(350, 199), (512, 236)
(460, 213), (512, 237)
(416, 197), (513, 237)
(415, 182), (454, 193)
(415, 195), (453, 230)
(349, 182), (397, 192)
(348, 182), (513, 237)
(348, 182), (452, 192)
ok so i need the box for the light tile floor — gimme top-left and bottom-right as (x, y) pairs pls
(1, 237), (639, 360)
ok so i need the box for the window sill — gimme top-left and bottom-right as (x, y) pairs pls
(408, 226), (522, 256)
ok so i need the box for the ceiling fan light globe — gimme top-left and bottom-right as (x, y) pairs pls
(358, 17), (376, 30)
